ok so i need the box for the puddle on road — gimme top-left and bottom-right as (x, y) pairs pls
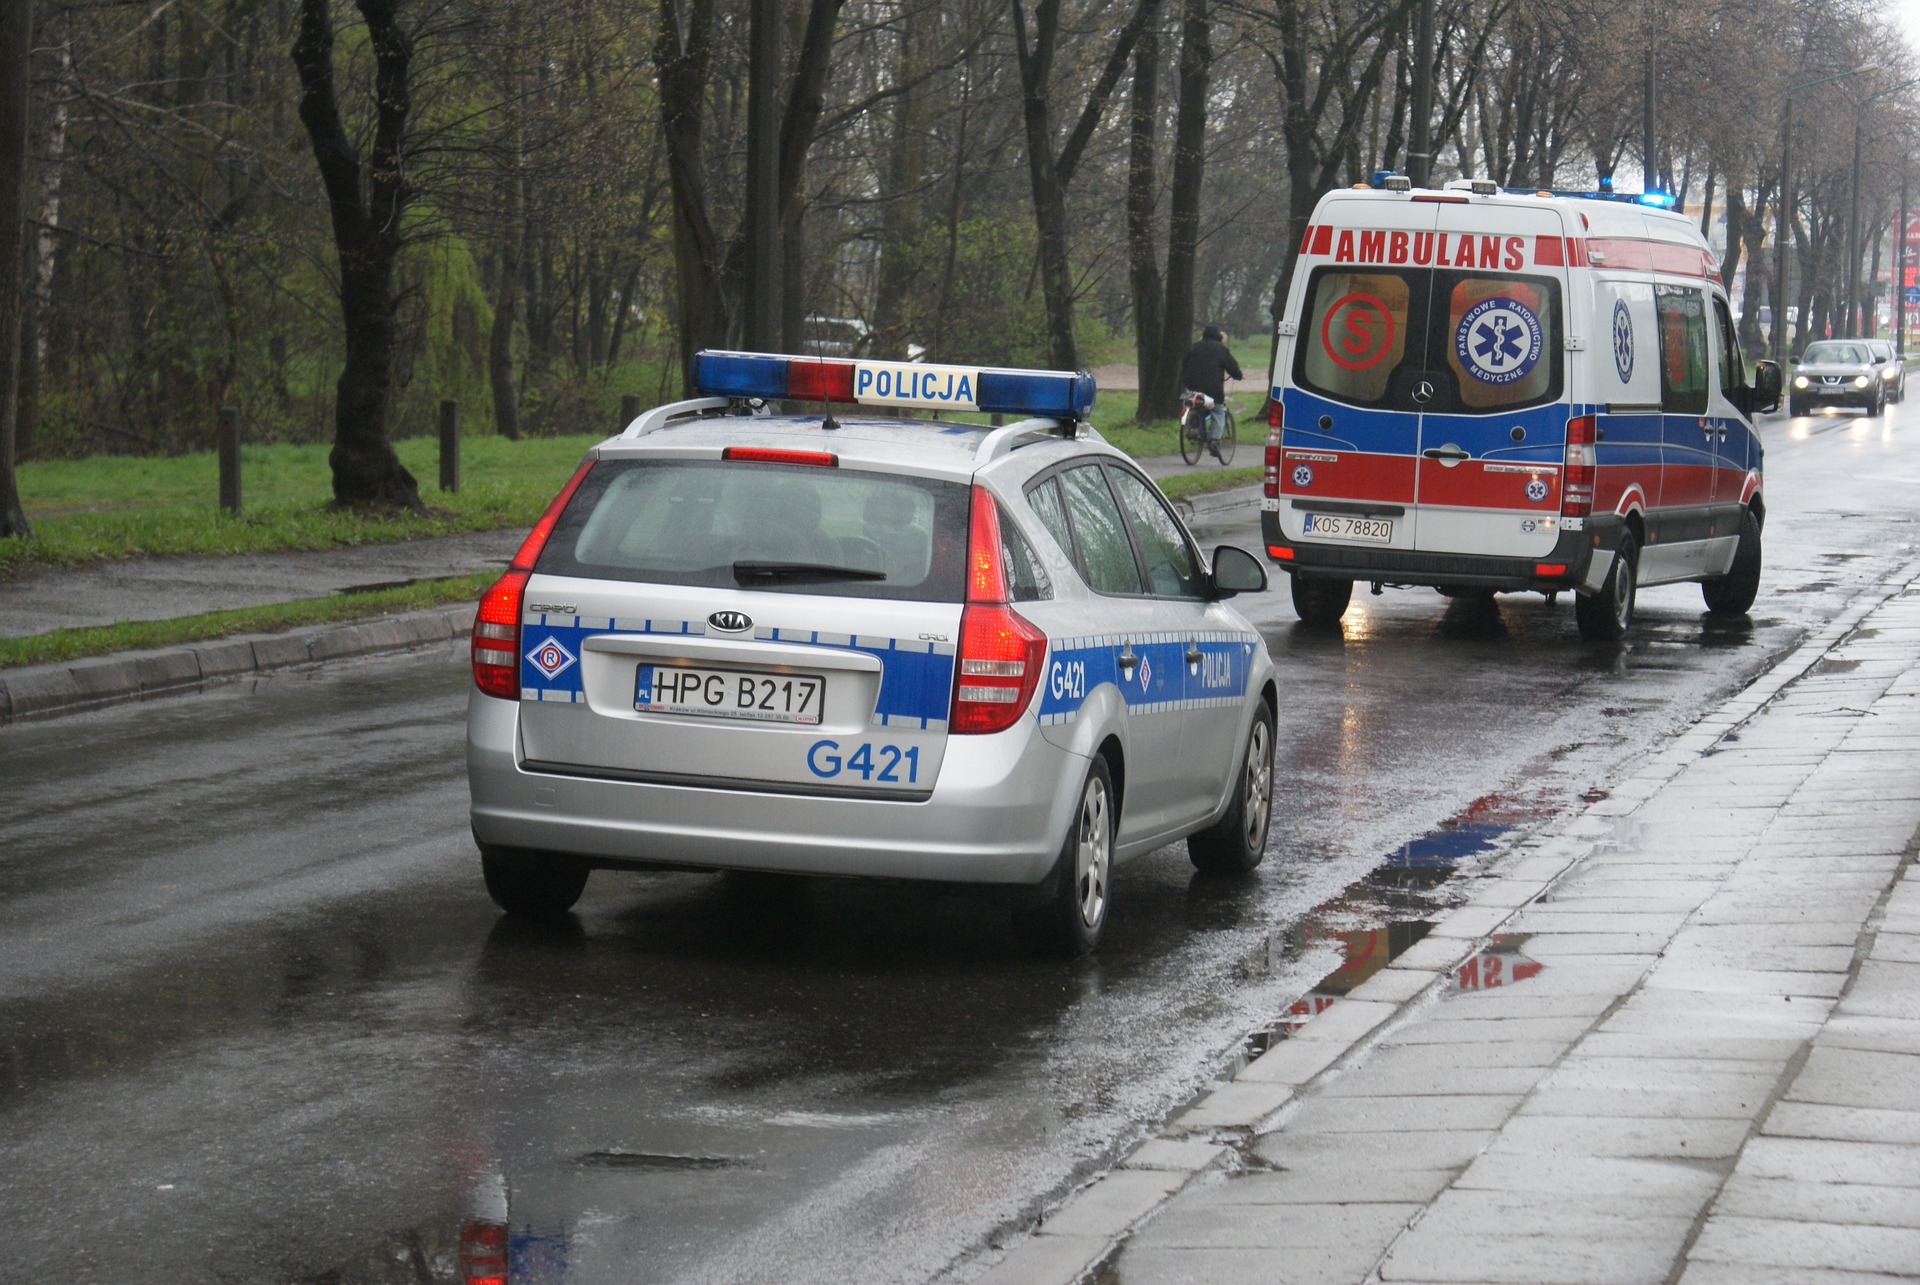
(1226, 793), (1551, 1072)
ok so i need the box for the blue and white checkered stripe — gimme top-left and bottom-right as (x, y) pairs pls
(519, 615), (955, 730)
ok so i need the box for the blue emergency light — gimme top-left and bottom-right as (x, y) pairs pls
(690, 350), (1097, 420)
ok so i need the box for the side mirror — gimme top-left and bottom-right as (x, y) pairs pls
(1751, 360), (1783, 413)
(1210, 545), (1269, 598)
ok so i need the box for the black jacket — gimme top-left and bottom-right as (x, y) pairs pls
(1180, 339), (1243, 402)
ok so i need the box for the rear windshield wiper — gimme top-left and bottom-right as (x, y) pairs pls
(732, 559), (888, 582)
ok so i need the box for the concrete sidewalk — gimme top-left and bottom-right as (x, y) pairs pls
(973, 560), (1920, 1285)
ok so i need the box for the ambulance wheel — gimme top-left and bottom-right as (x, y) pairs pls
(1291, 575), (1352, 626)
(480, 843), (589, 918)
(1013, 757), (1113, 957)
(1703, 508), (1762, 616)
(1189, 705), (1274, 876)
(1575, 531), (1638, 641)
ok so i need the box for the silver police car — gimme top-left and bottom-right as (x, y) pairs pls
(467, 351), (1277, 954)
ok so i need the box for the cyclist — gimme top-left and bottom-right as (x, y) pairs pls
(1180, 325), (1242, 460)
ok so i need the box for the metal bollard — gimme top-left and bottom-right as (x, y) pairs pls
(620, 393), (641, 433)
(218, 405), (241, 514)
(439, 399), (460, 493)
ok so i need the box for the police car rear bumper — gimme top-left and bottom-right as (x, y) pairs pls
(467, 692), (1078, 887)
(1262, 508), (1601, 591)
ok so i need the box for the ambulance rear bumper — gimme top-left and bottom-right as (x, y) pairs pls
(1262, 508), (1612, 592)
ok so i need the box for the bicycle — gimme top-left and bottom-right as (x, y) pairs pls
(1177, 391), (1237, 466)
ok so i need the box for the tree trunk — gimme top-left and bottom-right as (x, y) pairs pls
(1128, 22), (1164, 423)
(1151, 0), (1210, 413)
(775, 0), (842, 352)
(1012, 0), (1080, 370)
(291, 0), (422, 512)
(870, 18), (928, 362)
(0, 0), (35, 538)
(742, 0), (781, 350)
(658, 0), (725, 387)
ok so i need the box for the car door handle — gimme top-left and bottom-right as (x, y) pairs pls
(1116, 644), (1139, 673)
(1185, 643), (1204, 664)
(1421, 446), (1471, 461)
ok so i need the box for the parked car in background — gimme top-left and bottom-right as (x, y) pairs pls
(1790, 340), (1884, 417)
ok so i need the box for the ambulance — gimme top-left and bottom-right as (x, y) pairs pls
(1260, 175), (1782, 640)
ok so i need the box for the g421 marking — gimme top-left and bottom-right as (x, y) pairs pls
(807, 739), (921, 784)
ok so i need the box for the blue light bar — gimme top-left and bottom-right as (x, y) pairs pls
(1638, 190), (1676, 208)
(689, 350), (1096, 420)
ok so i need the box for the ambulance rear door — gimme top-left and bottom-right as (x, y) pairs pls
(1276, 198), (1442, 554)
(1409, 200), (1574, 560)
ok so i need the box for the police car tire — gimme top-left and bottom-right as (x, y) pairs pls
(480, 843), (589, 918)
(1013, 758), (1114, 957)
(1703, 508), (1762, 616)
(1291, 574), (1353, 625)
(1188, 705), (1274, 876)
(1575, 531), (1638, 642)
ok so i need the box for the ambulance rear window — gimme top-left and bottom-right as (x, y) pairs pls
(1293, 266), (1562, 415)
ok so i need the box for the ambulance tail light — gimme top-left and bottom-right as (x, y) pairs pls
(1264, 420), (1282, 499)
(458, 1220), (509, 1285)
(472, 458), (595, 700)
(1561, 414), (1596, 519)
(952, 486), (1047, 735)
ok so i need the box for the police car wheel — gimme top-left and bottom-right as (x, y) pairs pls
(1291, 574), (1353, 626)
(1575, 531), (1638, 642)
(1013, 758), (1114, 957)
(1189, 705), (1274, 875)
(480, 843), (589, 918)
(1703, 508), (1762, 616)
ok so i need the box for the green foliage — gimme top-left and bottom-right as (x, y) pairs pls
(393, 224), (497, 437)
(905, 216), (1055, 369)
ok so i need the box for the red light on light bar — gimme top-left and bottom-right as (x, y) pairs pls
(1412, 194), (1469, 203)
(721, 447), (839, 467)
(786, 359), (855, 403)
(1534, 563), (1567, 576)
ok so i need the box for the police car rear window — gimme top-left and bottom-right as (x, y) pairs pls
(1294, 266), (1563, 414)
(537, 459), (969, 601)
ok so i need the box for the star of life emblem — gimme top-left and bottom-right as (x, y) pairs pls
(1612, 298), (1635, 383)
(1525, 476), (1549, 503)
(527, 636), (577, 681)
(1455, 296), (1544, 386)
(1292, 464), (1314, 487)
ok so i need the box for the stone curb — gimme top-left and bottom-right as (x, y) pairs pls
(0, 603), (476, 726)
(965, 554), (1920, 1285)
(1171, 483), (1262, 523)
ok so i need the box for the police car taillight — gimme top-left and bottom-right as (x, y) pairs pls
(472, 458), (595, 700)
(952, 486), (1047, 735)
(1560, 414), (1596, 519)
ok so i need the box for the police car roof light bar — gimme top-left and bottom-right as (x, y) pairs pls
(689, 350), (1097, 421)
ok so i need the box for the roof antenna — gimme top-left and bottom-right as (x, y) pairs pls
(805, 353), (840, 431)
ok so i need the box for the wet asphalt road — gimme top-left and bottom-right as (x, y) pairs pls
(4, 402), (1919, 1283)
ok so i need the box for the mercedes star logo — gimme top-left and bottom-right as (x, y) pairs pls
(1412, 380), (1435, 405)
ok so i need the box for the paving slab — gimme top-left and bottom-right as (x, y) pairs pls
(1687, 1216), (1920, 1276)
(1713, 1172), (1920, 1225)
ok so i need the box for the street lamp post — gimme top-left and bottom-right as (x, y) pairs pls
(1848, 77), (1920, 338)
(1776, 64), (1878, 366)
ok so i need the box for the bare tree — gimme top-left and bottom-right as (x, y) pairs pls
(0, 0), (33, 538)
(291, 0), (424, 511)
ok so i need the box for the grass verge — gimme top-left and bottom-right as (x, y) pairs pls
(0, 572), (493, 670)
(2, 436), (599, 579)
(1156, 466), (1264, 500)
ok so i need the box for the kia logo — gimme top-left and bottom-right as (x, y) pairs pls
(708, 610), (753, 633)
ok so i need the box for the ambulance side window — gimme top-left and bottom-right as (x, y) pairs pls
(1296, 269), (1412, 406)
(1711, 296), (1744, 400)
(1656, 285), (1710, 416)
